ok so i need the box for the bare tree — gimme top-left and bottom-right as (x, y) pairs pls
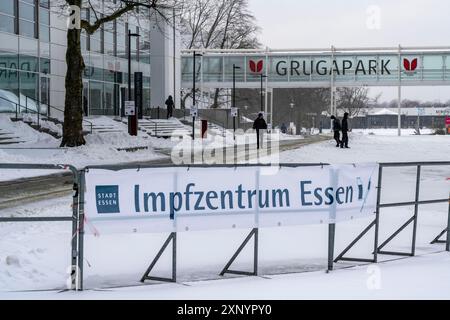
(336, 87), (379, 118)
(58, 0), (178, 147)
(179, 0), (260, 109)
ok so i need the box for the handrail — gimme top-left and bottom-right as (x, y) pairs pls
(0, 94), (93, 134)
(22, 94), (94, 133)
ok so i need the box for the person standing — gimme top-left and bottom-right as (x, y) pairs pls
(253, 112), (268, 150)
(330, 115), (341, 147)
(165, 95), (174, 119)
(341, 112), (350, 149)
(83, 96), (88, 117)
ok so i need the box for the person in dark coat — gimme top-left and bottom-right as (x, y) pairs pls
(280, 123), (287, 134)
(341, 112), (350, 149)
(83, 96), (88, 116)
(330, 115), (341, 147)
(165, 95), (174, 119)
(253, 112), (268, 150)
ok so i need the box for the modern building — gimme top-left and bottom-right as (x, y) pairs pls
(0, 0), (180, 117)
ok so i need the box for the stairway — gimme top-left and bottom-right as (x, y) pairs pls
(11, 115), (62, 139)
(0, 128), (25, 145)
(117, 117), (191, 138)
(83, 116), (128, 135)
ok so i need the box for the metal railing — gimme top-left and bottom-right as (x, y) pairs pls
(0, 163), (81, 290)
(0, 95), (93, 134)
(332, 161), (450, 268)
(0, 161), (448, 291)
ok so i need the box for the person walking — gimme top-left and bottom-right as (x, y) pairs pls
(165, 95), (174, 119)
(330, 115), (341, 147)
(341, 112), (350, 149)
(253, 112), (268, 150)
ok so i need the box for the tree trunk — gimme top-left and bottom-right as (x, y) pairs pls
(61, 14), (86, 147)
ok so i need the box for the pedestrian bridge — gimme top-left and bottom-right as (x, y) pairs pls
(181, 46), (450, 89)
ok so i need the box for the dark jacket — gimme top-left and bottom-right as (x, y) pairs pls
(165, 98), (174, 111)
(342, 117), (349, 132)
(253, 117), (268, 130)
(332, 119), (341, 132)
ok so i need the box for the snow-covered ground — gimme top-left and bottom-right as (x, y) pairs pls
(0, 114), (304, 181)
(269, 131), (449, 164)
(0, 115), (173, 181)
(0, 130), (449, 299)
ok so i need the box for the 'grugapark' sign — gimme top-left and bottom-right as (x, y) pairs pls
(84, 164), (379, 234)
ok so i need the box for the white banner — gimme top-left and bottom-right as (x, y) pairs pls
(84, 164), (379, 234)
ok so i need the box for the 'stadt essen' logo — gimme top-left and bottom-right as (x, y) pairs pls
(96, 185), (120, 214)
(249, 59), (264, 74)
(403, 58), (418, 74)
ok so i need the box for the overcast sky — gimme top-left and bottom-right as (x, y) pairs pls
(247, 0), (450, 103)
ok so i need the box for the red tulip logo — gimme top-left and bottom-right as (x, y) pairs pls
(249, 59), (264, 74)
(403, 58), (418, 73)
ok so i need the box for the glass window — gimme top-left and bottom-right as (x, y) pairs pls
(0, 66), (20, 112)
(40, 57), (50, 74)
(223, 56), (245, 82)
(19, 1), (35, 21)
(19, 71), (38, 103)
(0, 0), (15, 16)
(0, 14), (15, 34)
(422, 55), (443, 81)
(39, 24), (49, 42)
(39, 0), (49, 9)
(90, 39), (102, 53)
(19, 20), (35, 38)
(19, 54), (38, 72)
(103, 83), (116, 115)
(39, 7), (49, 25)
(0, 50), (19, 70)
(40, 76), (50, 106)
(203, 57), (223, 82)
(89, 81), (103, 115)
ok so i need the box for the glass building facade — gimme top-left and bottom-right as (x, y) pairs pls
(0, 0), (152, 116)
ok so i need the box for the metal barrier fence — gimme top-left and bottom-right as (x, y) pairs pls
(0, 163), (81, 290)
(0, 161), (448, 291)
(333, 161), (450, 266)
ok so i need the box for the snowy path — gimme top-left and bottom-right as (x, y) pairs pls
(0, 132), (449, 298)
(3, 251), (449, 300)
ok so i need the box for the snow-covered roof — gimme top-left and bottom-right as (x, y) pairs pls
(372, 108), (398, 116)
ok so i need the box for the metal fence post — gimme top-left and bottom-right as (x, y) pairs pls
(446, 196), (450, 252)
(328, 223), (336, 271)
(77, 170), (86, 291)
(254, 228), (259, 275)
(411, 165), (421, 256)
(172, 232), (177, 282)
(70, 171), (80, 290)
(373, 165), (383, 263)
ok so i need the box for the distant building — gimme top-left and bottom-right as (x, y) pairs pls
(331, 107), (450, 129)
(0, 0), (180, 117)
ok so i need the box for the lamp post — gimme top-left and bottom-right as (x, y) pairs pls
(260, 74), (267, 112)
(192, 51), (203, 140)
(233, 64), (241, 140)
(128, 29), (140, 136)
(290, 102), (294, 135)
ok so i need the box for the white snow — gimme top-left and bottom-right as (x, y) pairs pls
(0, 130), (449, 299)
(0, 115), (173, 181)
(268, 132), (449, 164)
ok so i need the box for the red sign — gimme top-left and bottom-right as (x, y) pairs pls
(249, 59), (264, 74)
(445, 116), (450, 125)
(403, 58), (419, 76)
